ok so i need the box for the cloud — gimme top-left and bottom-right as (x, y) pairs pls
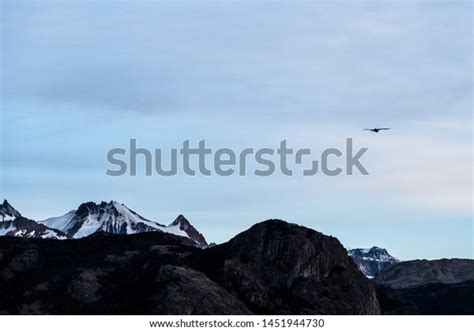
(1, 1), (472, 124)
(273, 117), (472, 218)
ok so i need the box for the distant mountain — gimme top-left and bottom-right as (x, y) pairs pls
(0, 217), (69, 240)
(39, 201), (208, 247)
(0, 219), (379, 314)
(0, 200), (68, 239)
(375, 259), (474, 314)
(169, 214), (208, 247)
(348, 247), (399, 278)
(374, 258), (474, 289)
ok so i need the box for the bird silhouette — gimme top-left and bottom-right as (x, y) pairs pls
(364, 128), (390, 133)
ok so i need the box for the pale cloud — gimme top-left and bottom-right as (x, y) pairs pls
(275, 118), (472, 219)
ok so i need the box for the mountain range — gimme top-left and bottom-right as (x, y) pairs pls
(0, 219), (379, 314)
(0, 200), (207, 247)
(1, 199), (397, 276)
(1, 199), (473, 314)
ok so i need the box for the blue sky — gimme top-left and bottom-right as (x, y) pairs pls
(1, 1), (472, 260)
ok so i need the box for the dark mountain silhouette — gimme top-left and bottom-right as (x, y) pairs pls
(375, 259), (474, 314)
(2, 199), (473, 315)
(375, 259), (474, 289)
(0, 219), (379, 314)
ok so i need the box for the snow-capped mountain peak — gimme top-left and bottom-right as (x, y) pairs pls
(40, 201), (208, 247)
(1, 199), (208, 245)
(348, 246), (399, 278)
(349, 246), (397, 262)
(41, 201), (165, 239)
(0, 199), (22, 222)
(0, 200), (68, 239)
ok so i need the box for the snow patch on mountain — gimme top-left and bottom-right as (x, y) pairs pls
(41, 210), (76, 232)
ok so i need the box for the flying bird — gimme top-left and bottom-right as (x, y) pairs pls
(364, 128), (390, 133)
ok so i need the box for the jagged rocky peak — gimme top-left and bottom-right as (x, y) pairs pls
(0, 200), (22, 221)
(76, 201), (102, 215)
(348, 246), (399, 278)
(76, 200), (120, 216)
(171, 214), (190, 227)
(169, 214), (208, 247)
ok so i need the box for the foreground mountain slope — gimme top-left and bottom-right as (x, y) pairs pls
(193, 220), (380, 314)
(39, 201), (207, 246)
(376, 280), (474, 315)
(348, 247), (399, 278)
(375, 259), (474, 314)
(0, 219), (379, 314)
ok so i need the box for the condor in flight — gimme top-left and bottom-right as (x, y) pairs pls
(364, 128), (390, 133)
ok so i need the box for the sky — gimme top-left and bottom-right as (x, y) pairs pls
(0, 0), (472, 260)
